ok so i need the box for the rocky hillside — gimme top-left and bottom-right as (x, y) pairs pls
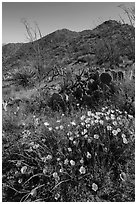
(2, 20), (135, 77)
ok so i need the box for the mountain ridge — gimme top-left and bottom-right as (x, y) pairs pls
(2, 20), (135, 75)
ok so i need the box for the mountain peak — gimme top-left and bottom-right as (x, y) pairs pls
(56, 28), (77, 33)
(53, 28), (79, 37)
(103, 19), (120, 25)
(96, 20), (121, 30)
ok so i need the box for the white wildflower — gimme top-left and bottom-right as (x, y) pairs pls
(117, 116), (121, 121)
(128, 114), (133, 119)
(30, 141), (35, 146)
(121, 133), (126, 138)
(87, 152), (91, 159)
(48, 127), (52, 131)
(80, 158), (84, 164)
(21, 166), (27, 174)
(87, 111), (92, 116)
(90, 120), (94, 125)
(30, 189), (37, 197)
(110, 114), (115, 120)
(22, 122), (26, 126)
(88, 138), (92, 143)
(56, 120), (61, 123)
(120, 172), (127, 182)
(46, 155), (52, 160)
(85, 118), (91, 123)
(123, 137), (128, 144)
(106, 110), (111, 115)
(73, 140), (77, 145)
(70, 160), (75, 166)
(92, 183), (98, 191)
(113, 121), (117, 126)
(16, 161), (22, 167)
(117, 128), (121, 132)
(33, 144), (39, 149)
(105, 116), (110, 121)
(68, 147), (72, 152)
(96, 112), (102, 116)
(44, 122), (50, 126)
(70, 121), (76, 126)
(81, 122), (85, 126)
(84, 134), (88, 139)
(69, 136), (73, 141)
(76, 133), (80, 138)
(95, 119), (99, 123)
(18, 178), (23, 184)
(94, 134), (99, 139)
(99, 120), (104, 125)
(94, 115), (100, 120)
(79, 166), (86, 174)
(60, 125), (63, 130)
(59, 168), (63, 173)
(112, 130), (118, 136)
(53, 172), (58, 178)
(22, 130), (31, 138)
(28, 147), (33, 152)
(67, 131), (73, 136)
(102, 107), (105, 111)
(86, 124), (90, 128)
(43, 166), (48, 174)
(64, 158), (69, 165)
(104, 147), (107, 152)
(107, 126), (112, 131)
(55, 193), (60, 200)
(34, 118), (39, 126)
(41, 157), (47, 163)
(83, 129), (88, 135)
(81, 115), (86, 120)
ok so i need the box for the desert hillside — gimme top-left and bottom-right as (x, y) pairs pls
(2, 19), (135, 202)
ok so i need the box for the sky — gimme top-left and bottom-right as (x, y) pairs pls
(2, 1), (135, 44)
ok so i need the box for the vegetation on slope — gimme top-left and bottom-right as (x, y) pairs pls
(2, 19), (135, 202)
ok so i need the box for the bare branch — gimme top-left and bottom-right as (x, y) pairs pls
(118, 4), (135, 26)
(35, 22), (43, 38)
(22, 18), (45, 83)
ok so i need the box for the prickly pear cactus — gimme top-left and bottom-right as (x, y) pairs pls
(100, 72), (112, 85)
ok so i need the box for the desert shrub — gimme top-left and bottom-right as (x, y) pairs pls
(21, 88), (50, 115)
(2, 106), (135, 202)
(120, 78), (135, 99)
(2, 110), (21, 134)
(11, 67), (37, 89)
(110, 79), (135, 116)
(95, 37), (120, 66)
